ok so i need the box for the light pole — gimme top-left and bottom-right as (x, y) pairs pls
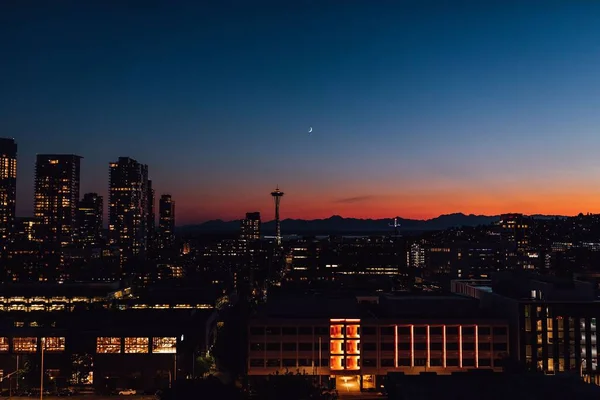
(40, 338), (45, 400)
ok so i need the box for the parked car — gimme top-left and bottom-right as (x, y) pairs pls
(118, 389), (137, 395)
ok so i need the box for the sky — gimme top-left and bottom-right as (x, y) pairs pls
(2, 1), (600, 224)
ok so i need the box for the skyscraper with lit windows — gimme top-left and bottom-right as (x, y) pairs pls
(34, 154), (82, 246)
(241, 212), (261, 241)
(0, 138), (17, 243)
(77, 192), (103, 248)
(109, 157), (149, 265)
(158, 194), (175, 249)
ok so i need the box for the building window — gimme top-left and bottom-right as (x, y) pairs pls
(266, 359), (280, 367)
(381, 359), (394, 367)
(250, 343), (264, 351)
(125, 337), (148, 353)
(152, 337), (176, 354)
(266, 327), (280, 335)
(282, 359), (296, 367)
(381, 343), (394, 351)
(44, 337), (65, 352)
(298, 343), (312, 351)
(250, 359), (264, 367)
(493, 327), (507, 336)
(361, 327), (376, 335)
(298, 327), (312, 335)
(266, 343), (280, 351)
(282, 327), (297, 335)
(282, 343), (296, 351)
(398, 358), (411, 366)
(0, 338), (8, 352)
(96, 337), (121, 354)
(381, 327), (394, 336)
(298, 358), (311, 366)
(13, 337), (37, 353)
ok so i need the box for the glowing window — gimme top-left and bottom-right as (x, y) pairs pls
(346, 340), (360, 354)
(13, 337), (37, 353)
(330, 355), (344, 370)
(330, 340), (344, 355)
(0, 337), (8, 352)
(44, 337), (65, 352)
(124, 337), (148, 354)
(96, 337), (121, 353)
(330, 325), (344, 338)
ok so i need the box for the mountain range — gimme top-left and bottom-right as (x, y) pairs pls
(179, 213), (567, 234)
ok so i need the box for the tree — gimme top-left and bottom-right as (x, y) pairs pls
(70, 353), (93, 385)
(196, 354), (217, 377)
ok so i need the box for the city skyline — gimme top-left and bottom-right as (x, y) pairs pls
(4, 2), (600, 223)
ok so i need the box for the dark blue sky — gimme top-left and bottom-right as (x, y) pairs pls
(2, 1), (600, 223)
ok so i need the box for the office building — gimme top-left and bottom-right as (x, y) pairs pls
(34, 154), (82, 246)
(77, 193), (103, 248)
(452, 272), (600, 384)
(241, 212), (261, 241)
(108, 157), (149, 265)
(0, 138), (17, 243)
(158, 194), (175, 249)
(147, 180), (155, 250)
(247, 292), (509, 391)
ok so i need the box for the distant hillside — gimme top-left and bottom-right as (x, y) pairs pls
(178, 213), (510, 234)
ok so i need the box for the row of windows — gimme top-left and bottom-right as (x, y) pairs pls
(250, 342), (508, 352)
(0, 337), (65, 352)
(96, 337), (176, 354)
(249, 357), (502, 368)
(0, 337), (177, 354)
(250, 326), (508, 336)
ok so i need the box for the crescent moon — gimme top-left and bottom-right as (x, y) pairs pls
(308, 127), (312, 133)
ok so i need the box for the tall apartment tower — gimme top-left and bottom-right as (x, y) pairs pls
(158, 194), (175, 249)
(241, 212), (261, 241)
(0, 138), (17, 242)
(147, 180), (155, 250)
(34, 154), (82, 245)
(109, 157), (149, 265)
(77, 192), (103, 248)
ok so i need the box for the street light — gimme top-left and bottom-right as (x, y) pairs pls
(40, 338), (45, 400)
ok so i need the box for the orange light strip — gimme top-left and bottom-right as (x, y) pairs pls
(410, 324), (414, 368)
(475, 325), (479, 368)
(426, 325), (430, 368)
(394, 325), (398, 368)
(459, 325), (463, 369)
(443, 325), (447, 368)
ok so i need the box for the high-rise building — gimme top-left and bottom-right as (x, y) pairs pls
(109, 157), (149, 265)
(241, 212), (261, 241)
(0, 138), (17, 242)
(77, 193), (103, 248)
(34, 154), (82, 246)
(147, 180), (155, 250)
(158, 194), (175, 249)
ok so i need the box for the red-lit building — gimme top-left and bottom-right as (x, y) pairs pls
(247, 292), (509, 392)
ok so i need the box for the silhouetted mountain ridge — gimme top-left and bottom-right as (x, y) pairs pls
(179, 213), (566, 234)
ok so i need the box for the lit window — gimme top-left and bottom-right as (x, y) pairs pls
(152, 337), (176, 354)
(0, 337), (8, 352)
(13, 337), (37, 353)
(44, 337), (65, 352)
(124, 337), (148, 354)
(96, 337), (121, 353)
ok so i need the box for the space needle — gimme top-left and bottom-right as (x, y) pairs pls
(271, 186), (284, 246)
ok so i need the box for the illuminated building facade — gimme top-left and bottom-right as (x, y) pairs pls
(77, 193), (103, 248)
(500, 213), (530, 252)
(241, 212), (261, 241)
(34, 154), (82, 246)
(247, 293), (509, 391)
(0, 138), (17, 244)
(0, 282), (219, 390)
(158, 194), (175, 249)
(147, 180), (155, 250)
(108, 157), (149, 265)
(453, 273), (600, 385)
